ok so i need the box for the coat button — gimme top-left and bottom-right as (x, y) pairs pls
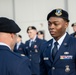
(30, 59), (31, 61)
(30, 55), (32, 56)
(52, 67), (55, 70)
(30, 51), (32, 52)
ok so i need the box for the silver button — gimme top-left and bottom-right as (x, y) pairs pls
(30, 51), (32, 52)
(52, 67), (55, 70)
(30, 55), (32, 56)
(30, 59), (31, 61)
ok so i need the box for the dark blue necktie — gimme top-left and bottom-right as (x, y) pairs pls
(52, 42), (58, 60)
(30, 41), (33, 47)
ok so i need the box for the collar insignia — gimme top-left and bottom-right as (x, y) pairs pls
(49, 44), (51, 46)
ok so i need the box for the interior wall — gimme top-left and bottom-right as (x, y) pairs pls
(0, 0), (13, 19)
(14, 0), (66, 42)
(0, 0), (76, 42)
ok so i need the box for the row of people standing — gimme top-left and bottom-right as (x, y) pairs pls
(14, 28), (47, 55)
(14, 26), (47, 75)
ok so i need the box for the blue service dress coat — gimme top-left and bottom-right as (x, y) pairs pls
(40, 33), (76, 75)
(14, 42), (25, 55)
(24, 37), (46, 75)
(0, 45), (31, 75)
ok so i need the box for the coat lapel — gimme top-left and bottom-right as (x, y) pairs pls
(46, 40), (53, 62)
(53, 33), (70, 63)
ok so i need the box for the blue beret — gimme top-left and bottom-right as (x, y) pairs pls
(0, 17), (21, 33)
(27, 26), (36, 32)
(47, 8), (69, 22)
